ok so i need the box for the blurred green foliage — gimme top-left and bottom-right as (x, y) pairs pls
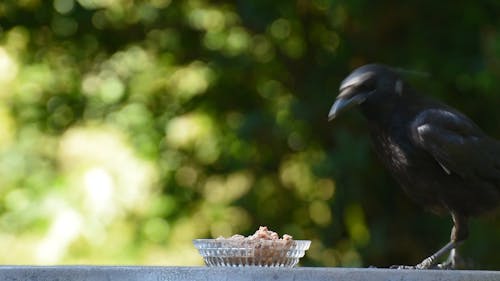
(0, 0), (499, 269)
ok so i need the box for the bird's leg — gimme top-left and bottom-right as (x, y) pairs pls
(436, 248), (461, 269)
(390, 239), (458, 269)
(433, 213), (468, 269)
(392, 213), (468, 270)
(414, 240), (457, 269)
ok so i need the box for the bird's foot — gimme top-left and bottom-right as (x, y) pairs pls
(390, 255), (435, 270)
(415, 256), (436, 269)
(436, 249), (463, 269)
(390, 248), (462, 270)
(389, 265), (417, 269)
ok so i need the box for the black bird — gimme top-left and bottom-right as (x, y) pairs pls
(329, 64), (500, 269)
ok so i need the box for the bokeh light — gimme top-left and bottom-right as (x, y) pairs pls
(0, 0), (498, 270)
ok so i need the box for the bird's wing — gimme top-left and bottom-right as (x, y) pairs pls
(410, 108), (500, 180)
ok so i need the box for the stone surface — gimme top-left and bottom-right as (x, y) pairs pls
(0, 266), (499, 281)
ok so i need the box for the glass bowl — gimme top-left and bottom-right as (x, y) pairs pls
(193, 239), (311, 267)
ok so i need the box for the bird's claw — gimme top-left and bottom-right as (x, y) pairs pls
(390, 252), (460, 270)
(436, 261), (454, 270)
(390, 263), (450, 270)
(436, 248), (462, 269)
(390, 256), (435, 270)
(390, 265), (417, 269)
(416, 257), (435, 269)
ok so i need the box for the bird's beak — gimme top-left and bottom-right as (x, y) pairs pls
(328, 88), (370, 121)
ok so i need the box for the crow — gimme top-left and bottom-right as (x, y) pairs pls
(328, 64), (500, 269)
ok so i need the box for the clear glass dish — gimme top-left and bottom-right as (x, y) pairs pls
(193, 239), (311, 267)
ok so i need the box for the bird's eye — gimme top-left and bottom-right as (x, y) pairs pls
(358, 78), (376, 92)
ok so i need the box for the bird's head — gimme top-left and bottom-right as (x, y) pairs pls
(328, 64), (404, 121)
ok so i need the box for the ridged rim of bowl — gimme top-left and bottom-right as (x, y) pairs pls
(193, 239), (311, 250)
(193, 239), (311, 267)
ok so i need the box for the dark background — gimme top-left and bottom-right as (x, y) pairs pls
(0, 0), (499, 268)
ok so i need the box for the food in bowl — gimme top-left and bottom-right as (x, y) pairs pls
(193, 226), (311, 267)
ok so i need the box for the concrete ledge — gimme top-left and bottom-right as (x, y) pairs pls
(0, 266), (499, 281)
